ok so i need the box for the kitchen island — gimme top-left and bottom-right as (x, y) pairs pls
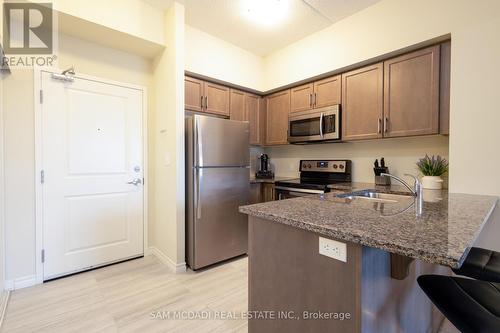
(239, 186), (498, 333)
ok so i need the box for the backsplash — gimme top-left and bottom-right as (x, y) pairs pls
(264, 136), (449, 186)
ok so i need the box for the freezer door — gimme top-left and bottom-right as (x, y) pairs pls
(194, 115), (250, 167)
(189, 166), (249, 270)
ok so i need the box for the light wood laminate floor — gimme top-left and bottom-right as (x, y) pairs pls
(2, 255), (457, 333)
(2, 256), (248, 333)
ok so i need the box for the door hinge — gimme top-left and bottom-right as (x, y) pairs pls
(41, 249), (45, 263)
(40, 170), (45, 184)
(39, 89), (43, 104)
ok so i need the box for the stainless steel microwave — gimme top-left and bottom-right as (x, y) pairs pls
(288, 105), (340, 143)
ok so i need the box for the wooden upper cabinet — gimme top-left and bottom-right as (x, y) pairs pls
(246, 94), (262, 145)
(230, 89), (246, 121)
(290, 83), (314, 113)
(185, 77), (230, 117)
(314, 75), (341, 108)
(185, 76), (204, 112)
(384, 45), (440, 138)
(266, 90), (290, 145)
(229, 89), (263, 146)
(342, 63), (384, 141)
(290, 77), (341, 113)
(205, 82), (230, 116)
(439, 41), (450, 135)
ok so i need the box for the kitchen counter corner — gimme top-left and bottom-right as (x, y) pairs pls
(240, 190), (498, 268)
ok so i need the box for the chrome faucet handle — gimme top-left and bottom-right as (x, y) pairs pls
(403, 174), (420, 187)
(380, 172), (416, 196)
(381, 172), (423, 216)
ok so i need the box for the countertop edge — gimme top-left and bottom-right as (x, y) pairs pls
(455, 196), (499, 266)
(240, 195), (499, 269)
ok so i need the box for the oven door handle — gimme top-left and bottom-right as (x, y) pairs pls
(319, 113), (324, 138)
(275, 186), (325, 194)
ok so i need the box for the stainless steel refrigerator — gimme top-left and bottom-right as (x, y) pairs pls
(186, 114), (250, 270)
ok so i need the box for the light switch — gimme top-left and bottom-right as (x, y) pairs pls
(164, 153), (171, 166)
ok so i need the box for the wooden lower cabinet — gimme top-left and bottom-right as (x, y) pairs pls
(261, 183), (275, 202)
(249, 182), (276, 203)
(342, 63), (384, 141)
(249, 183), (262, 204)
(265, 90), (290, 146)
(383, 45), (440, 138)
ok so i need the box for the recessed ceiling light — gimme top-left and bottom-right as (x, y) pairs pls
(242, 0), (289, 27)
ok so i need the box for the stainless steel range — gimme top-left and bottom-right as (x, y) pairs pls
(275, 160), (352, 200)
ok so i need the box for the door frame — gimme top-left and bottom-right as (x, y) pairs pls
(33, 66), (149, 283)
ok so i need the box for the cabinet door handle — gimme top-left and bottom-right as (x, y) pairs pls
(309, 93), (312, 108)
(200, 96), (204, 109)
(384, 117), (389, 133)
(378, 118), (382, 133)
(314, 92), (317, 107)
(205, 96), (208, 109)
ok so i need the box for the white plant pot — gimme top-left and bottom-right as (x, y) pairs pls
(421, 176), (444, 190)
(423, 189), (443, 202)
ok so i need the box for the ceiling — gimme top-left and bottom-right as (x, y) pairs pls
(144, 0), (381, 56)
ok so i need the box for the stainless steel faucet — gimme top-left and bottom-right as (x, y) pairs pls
(381, 173), (423, 216)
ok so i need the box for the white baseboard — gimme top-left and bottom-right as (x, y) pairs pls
(149, 246), (187, 273)
(0, 291), (10, 329)
(4, 275), (38, 290)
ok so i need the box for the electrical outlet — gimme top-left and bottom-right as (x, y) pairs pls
(319, 237), (347, 262)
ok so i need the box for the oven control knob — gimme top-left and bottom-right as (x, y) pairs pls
(307, 164), (312, 168)
(339, 164), (345, 170)
(302, 163), (307, 169)
(333, 164), (338, 169)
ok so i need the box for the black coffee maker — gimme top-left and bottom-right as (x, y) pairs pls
(256, 154), (274, 179)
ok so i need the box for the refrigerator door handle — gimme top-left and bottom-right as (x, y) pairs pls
(194, 117), (203, 166)
(196, 168), (202, 220)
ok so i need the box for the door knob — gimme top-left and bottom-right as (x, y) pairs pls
(127, 178), (142, 186)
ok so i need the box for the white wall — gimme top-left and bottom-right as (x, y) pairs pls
(185, 25), (265, 91)
(51, 0), (165, 45)
(2, 34), (153, 283)
(0, 1), (5, 292)
(150, 3), (186, 266)
(263, 0), (500, 199)
(266, 136), (449, 184)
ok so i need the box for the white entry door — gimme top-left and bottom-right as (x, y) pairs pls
(40, 71), (144, 280)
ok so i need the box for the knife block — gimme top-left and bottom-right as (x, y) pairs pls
(375, 175), (391, 186)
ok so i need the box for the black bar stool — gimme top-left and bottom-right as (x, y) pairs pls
(453, 247), (500, 283)
(418, 274), (500, 333)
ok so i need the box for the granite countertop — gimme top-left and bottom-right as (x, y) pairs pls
(249, 176), (296, 184)
(240, 185), (498, 268)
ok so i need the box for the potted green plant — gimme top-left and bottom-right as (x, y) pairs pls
(416, 155), (448, 190)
